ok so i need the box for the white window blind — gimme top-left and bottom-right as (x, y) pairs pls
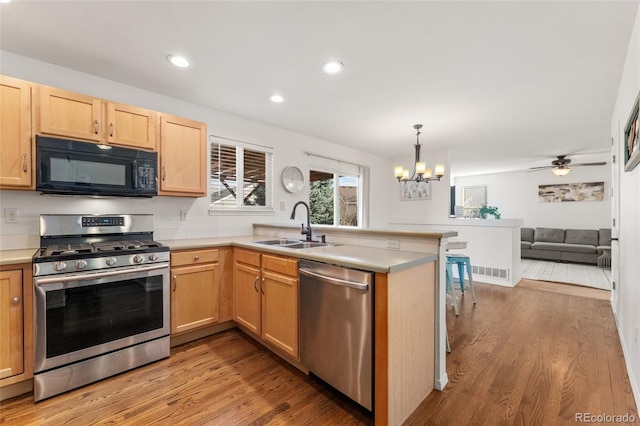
(210, 137), (273, 211)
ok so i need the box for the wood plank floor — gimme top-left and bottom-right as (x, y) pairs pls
(405, 280), (637, 425)
(1, 280), (637, 425)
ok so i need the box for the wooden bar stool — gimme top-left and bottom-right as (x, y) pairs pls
(446, 254), (476, 304)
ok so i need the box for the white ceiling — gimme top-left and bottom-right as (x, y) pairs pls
(1, 1), (637, 176)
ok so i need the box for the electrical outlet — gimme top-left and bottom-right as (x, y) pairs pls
(280, 201), (286, 211)
(4, 208), (18, 224)
(180, 209), (188, 221)
(386, 240), (400, 249)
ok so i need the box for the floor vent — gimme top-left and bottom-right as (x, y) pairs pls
(472, 265), (509, 280)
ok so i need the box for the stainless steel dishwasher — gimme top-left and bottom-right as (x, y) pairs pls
(299, 259), (374, 411)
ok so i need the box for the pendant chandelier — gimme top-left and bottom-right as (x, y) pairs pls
(394, 124), (445, 182)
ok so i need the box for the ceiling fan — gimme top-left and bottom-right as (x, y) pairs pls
(528, 155), (606, 176)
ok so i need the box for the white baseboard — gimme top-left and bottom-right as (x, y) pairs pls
(434, 372), (448, 391)
(613, 306), (640, 416)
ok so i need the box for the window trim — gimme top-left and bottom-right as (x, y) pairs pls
(309, 167), (362, 227)
(209, 136), (274, 213)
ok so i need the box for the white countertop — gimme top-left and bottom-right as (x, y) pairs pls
(0, 248), (38, 266)
(163, 236), (437, 273)
(0, 236), (438, 274)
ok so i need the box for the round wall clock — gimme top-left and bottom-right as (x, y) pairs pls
(282, 166), (305, 193)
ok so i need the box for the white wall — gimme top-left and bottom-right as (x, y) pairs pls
(0, 52), (391, 249)
(610, 6), (640, 410)
(454, 165), (611, 229)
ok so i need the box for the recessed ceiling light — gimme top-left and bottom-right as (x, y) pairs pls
(0, 0), (11, 4)
(270, 94), (284, 103)
(322, 60), (344, 74)
(166, 54), (191, 68)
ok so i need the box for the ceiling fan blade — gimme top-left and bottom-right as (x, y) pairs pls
(528, 165), (554, 170)
(571, 162), (607, 167)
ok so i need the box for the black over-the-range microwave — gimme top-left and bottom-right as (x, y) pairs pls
(36, 136), (158, 197)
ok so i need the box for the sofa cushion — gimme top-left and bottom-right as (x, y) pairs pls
(565, 229), (598, 246)
(521, 227), (534, 243)
(521, 241), (532, 250)
(531, 242), (597, 254)
(534, 227), (564, 243)
(599, 228), (611, 246)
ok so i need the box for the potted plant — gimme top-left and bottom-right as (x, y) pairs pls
(479, 204), (501, 219)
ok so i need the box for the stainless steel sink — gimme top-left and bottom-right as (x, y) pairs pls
(282, 242), (328, 249)
(253, 238), (302, 245)
(252, 239), (331, 249)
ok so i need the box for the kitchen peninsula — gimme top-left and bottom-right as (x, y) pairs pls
(0, 225), (455, 426)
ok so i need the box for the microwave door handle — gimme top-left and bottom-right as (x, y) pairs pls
(132, 160), (138, 189)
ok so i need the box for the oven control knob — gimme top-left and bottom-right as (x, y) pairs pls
(75, 259), (88, 270)
(133, 254), (144, 264)
(149, 253), (159, 262)
(106, 257), (117, 266)
(53, 261), (67, 272)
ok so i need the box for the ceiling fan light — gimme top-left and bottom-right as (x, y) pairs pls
(552, 166), (571, 176)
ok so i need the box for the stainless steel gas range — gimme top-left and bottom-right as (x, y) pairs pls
(32, 214), (170, 401)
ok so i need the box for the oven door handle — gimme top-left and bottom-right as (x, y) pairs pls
(34, 263), (169, 285)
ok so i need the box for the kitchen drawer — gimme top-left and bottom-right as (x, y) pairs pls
(262, 254), (298, 277)
(171, 249), (218, 267)
(234, 249), (261, 267)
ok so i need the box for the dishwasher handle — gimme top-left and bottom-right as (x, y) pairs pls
(299, 267), (369, 291)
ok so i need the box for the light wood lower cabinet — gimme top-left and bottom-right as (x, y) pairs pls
(0, 76), (33, 189)
(233, 249), (299, 359)
(170, 249), (220, 335)
(0, 263), (33, 393)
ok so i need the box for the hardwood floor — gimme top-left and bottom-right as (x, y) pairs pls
(405, 281), (638, 425)
(0, 280), (636, 425)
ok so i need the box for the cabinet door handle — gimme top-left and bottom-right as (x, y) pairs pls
(194, 256), (200, 261)
(109, 122), (114, 137)
(261, 277), (265, 294)
(173, 275), (177, 291)
(162, 166), (166, 181)
(253, 276), (259, 293)
(93, 120), (99, 134)
(22, 154), (28, 173)
(11, 296), (21, 305)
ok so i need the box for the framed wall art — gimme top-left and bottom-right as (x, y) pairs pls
(538, 182), (604, 202)
(400, 180), (431, 201)
(624, 91), (640, 171)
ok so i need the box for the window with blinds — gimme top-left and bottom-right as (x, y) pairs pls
(211, 141), (272, 210)
(462, 185), (487, 209)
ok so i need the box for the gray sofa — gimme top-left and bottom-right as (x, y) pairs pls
(521, 227), (611, 265)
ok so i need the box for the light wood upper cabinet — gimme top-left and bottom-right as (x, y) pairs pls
(37, 86), (102, 142)
(159, 114), (207, 197)
(0, 76), (33, 189)
(105, 102), (157, 150)
(36, 85), (158, 150)
(170, 249), (220, 335)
